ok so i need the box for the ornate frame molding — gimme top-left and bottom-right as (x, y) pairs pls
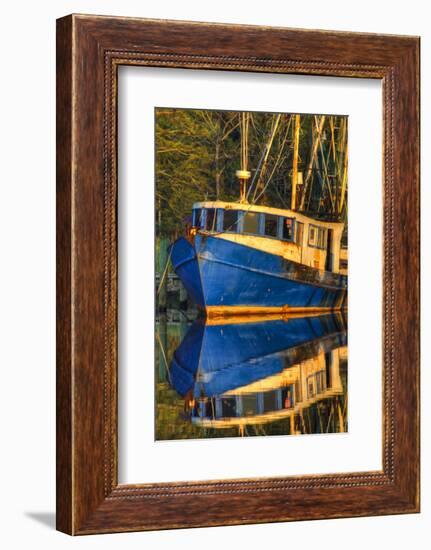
(57, 15), (419, 534)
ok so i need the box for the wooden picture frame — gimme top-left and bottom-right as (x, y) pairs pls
(56, 14), (420, 535)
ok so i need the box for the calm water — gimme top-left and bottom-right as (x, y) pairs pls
(155, 312), (347, 440)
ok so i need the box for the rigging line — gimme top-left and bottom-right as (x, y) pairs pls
(272, 184), (290, 210)
(299, 115), (326, 211)
(250, 113), (264, 149)
(325, 403), (334, 433)
(262, 118), (292, 189)
(253, 117), (292, 204)
(221, 120), (240, 142)
(156, 246), (173, 296)
(245, 142), (268, 201)
(247, 116), (279, 201)
(155, 329), (171, 383)
(251, 114), (282, 203)
(315, 115), (335, 211)
(178, 308), (191, 322)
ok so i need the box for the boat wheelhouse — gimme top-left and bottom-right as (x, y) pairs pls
(191, 201), (345, 274)
(169, 200), (347, 316)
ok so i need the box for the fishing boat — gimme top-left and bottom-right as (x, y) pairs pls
(170, 313), (347, 431)
(169, 200), (347, 316)
(168, 113), (348, 317)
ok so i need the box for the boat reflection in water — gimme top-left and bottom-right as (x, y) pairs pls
(155, 312), (347, 440)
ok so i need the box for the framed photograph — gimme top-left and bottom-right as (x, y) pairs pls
(56, 14), (420, 534)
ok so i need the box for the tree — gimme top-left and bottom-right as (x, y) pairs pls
(155, 108), (348, 241)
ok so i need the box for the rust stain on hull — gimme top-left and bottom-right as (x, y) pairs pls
(205, 304), (346, 322)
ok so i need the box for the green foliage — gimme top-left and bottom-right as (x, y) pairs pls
(156, 108), (238, 237)
(155, 108), (348, 239)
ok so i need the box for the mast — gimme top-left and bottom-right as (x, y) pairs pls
(291, 114), (300, 210)
(237, 112), (251, 203)
(338, 118), (348, 219)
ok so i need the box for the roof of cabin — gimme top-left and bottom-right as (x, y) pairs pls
(193, 201), (344, 230)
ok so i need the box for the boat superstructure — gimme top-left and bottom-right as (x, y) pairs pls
(170, 200), (347, 316)
(191, 200), (345, 273)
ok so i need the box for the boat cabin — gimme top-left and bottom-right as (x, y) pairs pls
(191, 201), (345, 274)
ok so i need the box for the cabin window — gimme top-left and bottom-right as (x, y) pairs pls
(308, 224), (327, 249)
(242, 212), (260, 234)
(222, 209), (238, 232)
(295, 221), (304, 246)
(309, 226), (316, 242)
(282, 217), (294, 241)
(192, 208), (203, 228)
(319, 229), (327, 248)
(263, 390), (278, 412)
(264, 214), (278, 237)
(282, 386), (295, 409)
(216, 209), (224, 231)
(307, 376), (317, 398)
(339, 259), (348, 270)
(315, 371), (326, 394)
(220, 397), (237, 418)
(242, 395), (259, 416)
(205, 208), (216, 231)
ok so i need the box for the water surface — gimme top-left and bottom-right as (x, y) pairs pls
(155, 312), (347, 440)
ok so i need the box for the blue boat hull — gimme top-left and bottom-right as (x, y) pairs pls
(169, 234), (347, 312)
(171, 313), (347, 398)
